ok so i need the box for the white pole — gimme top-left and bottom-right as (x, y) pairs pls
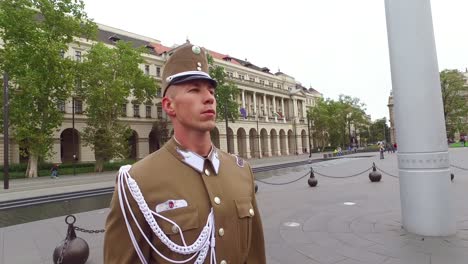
(384, 0), (455, 236)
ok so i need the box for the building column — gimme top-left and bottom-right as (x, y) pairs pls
(276, 134), (281, 156)
(266, 133), (272, 157)
(263, 94), (268, 121)
(302, 100), (307, 119)
(139, 103), (146, 118)
(220, 126), (228, 152)
(253, 92), (257, 116)
(281, 98), (285, 123)
(138, 138), (149, 159)
(126, 101), (132, 117)
(385, 0), (455, 236)
(46, 139), (62, 164)
(241, 90), (246, 119)
(233, 134), (238, 156)
(293, 98), (298, 122)
(273, 96), (277, 122)
(245, 135), (251, 159)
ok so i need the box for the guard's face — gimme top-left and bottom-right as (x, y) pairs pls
(165, 80), (217, 132)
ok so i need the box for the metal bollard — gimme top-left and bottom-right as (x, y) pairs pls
(369, 162), (382, 182)
(53, 215), (89, 264)
(308, 167), (318, 187)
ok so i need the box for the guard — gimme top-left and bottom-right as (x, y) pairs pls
(103, 43), (266, 264)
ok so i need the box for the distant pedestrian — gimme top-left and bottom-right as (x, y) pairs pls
(51, 164), (59, 179)
(461, 136), (466, 147)
(379, 145), (385, 159)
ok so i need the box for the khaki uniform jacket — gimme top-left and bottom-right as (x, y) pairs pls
(104, 138), (266, 264)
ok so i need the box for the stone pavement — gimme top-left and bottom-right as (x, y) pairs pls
(1, 148), (468, 264)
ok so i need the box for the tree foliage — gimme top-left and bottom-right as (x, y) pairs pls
(369, 118), (390, 144)
(207, 54), (240, 122)
(78, 41), (157, 172)
(440, 69), (468, 137)
(0, 0), (96, 177)
(307, 95), (368, 148)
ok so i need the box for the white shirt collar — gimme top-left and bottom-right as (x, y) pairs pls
(174, 137), (220, 175)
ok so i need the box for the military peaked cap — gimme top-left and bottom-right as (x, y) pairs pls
(161, 43), (217, 96)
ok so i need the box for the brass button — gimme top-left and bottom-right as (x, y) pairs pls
(171, 225), (179, 234)
(204, 169), (210, 176)
(249, 208), (255, 216)
(220, 260), (227, 264)
(218, 228), (225, 237)
(214, 197), (221, 205)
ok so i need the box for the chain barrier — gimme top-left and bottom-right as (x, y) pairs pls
(74, 226), (105, 234)
(451, 164), (468, 171)
(255, 171), (310, 185)
(375, 166), (399, 178)
(312, 166), (373, 179)
(57, 228), (71, 264)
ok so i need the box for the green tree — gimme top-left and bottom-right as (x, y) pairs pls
(440, 69), (468, 138)
(308, 95), (369, 149)
(369, 118), (389, 143)
(0, 0), (96, 177)
(78, 42), (157, 172)
(207, 55), (240, 122)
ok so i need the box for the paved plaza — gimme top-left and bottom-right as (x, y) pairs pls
(1, 148), (468, 264)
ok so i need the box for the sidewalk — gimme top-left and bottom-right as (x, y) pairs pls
(0, 151), (335, 203)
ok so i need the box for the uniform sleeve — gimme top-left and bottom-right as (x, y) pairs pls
(246, 165), (267, 264)
(103, 178), (151, 264)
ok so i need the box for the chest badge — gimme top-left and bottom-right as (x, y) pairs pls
(155, 199), (188, 213)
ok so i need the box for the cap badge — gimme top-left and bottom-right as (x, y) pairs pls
(192, 45), (201, 54)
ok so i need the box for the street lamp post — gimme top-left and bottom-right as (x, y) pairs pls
(307, 116), (312, 158)
(3, 72), (9, 190)
(256, 115), (260, 158)
(224, 102), (230, 153)
(72, 97), (76, 176)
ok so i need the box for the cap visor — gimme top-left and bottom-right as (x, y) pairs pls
(170, 75), (217, 88)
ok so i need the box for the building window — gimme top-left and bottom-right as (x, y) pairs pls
(146, 105), (152, 118)
(156, 67), (161, 77)
(227, 72), (233, 78)
(278, 84), (282, 89)
(239, 75), (245, 81)
(58, 100), (65, 112)
(156, 103), (162, 119)
(59, 50), (65, 58)
(74, 99), (83, 114)
(133, 104), (140, 117)
(75, 50), (82, 62)
(145, 65), (150, 75)
(260, 80), (265, 85)
(249, 77), (254, 82)
(121, 103), (127, 117)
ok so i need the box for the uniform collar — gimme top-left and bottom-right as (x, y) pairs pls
(167, 137), (220, 175)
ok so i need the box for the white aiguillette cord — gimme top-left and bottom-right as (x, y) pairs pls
(116, 165), (217, 264)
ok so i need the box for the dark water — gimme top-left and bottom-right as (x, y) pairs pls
(0, 194), (113, 228)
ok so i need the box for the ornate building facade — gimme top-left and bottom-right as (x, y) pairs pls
(0, 23), (322, 165)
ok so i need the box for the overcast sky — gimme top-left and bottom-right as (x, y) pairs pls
(82, 0), (468, 122)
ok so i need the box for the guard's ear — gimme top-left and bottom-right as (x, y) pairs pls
(162, 97), (176, 117)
